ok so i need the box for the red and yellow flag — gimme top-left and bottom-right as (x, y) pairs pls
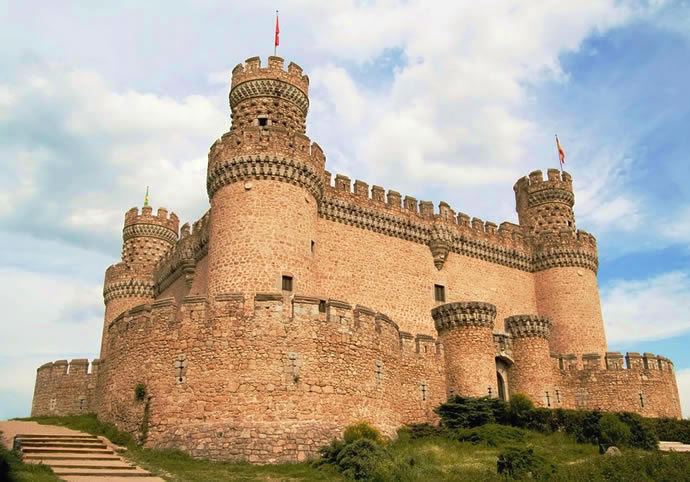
(275, 11), (280, 48)
(556, 135), (565, 164)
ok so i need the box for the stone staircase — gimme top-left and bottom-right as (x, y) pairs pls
(15, 433), (163, 481)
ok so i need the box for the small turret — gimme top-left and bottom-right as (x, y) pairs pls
(122, 206), (179, 267)
(229, 56), (310, 133)
(100, 204), (179, 359)
(514, 169), (575, 235)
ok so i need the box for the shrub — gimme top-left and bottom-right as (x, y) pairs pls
(507, 393), (534, 427)
(335, 439), (391, 480)
(617, 412), (658, 450)
(134, 383), (147, 402)
(403, 423), (448, 440)
(654, 417), (690, 444)
(453, 423), (526, 447)
(496, 447), (555, 479)
(315, 439), (347, 466)
(598, 413), (631, 447)
(435, 395), (508, 429)
(343, 422), (385, 445)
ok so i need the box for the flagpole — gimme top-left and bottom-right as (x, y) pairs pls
(556, 134), (563, 175)
(274, 10), (278, 56)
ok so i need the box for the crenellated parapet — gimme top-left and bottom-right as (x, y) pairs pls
(31, 358), (101, 417)
(432, 302), (497, 332)
(505, 315), (552, 339)
(153, 210), (211, 294)
(531, 229), (599, 273)
(207, 128), (326, 202)
(550, 351), (681, 418)
(514, 169), (574, 234)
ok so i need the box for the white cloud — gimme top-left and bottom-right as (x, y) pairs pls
(676, 368), (690, 419)
(602, 271), (690, 344)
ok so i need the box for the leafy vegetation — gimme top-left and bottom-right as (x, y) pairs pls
(17, 404), (690, 481)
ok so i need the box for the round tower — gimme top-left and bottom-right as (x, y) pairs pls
(433, 302), (498, 398)
(100, 205), (179, 358)
(206, 56), (325, 301)
(514, 169), (606, 358)
(505, 315), (555, 407)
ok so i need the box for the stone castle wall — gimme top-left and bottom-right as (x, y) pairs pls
(96, 293), (445, 462)
(31, 359), (100, 416)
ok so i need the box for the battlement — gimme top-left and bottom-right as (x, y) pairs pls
(505, 315), (552, 339)
(124, 206), (179, 233)
(231, 56), (309, 94)
(108, 292), (442, 362)
(36, 358), (101, 377)
(551, 351), (675, 372)
(207, 129), (326, 202)
(514, 169), (573, 197)
(431, 301), (497, 333)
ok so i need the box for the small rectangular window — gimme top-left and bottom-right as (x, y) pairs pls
(318, 300), (326, 313)
(282, 275), (293, 291)
(258, 117), (268, 127)
(434, 284), (445, 302)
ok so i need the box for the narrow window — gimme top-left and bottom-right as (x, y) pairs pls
(420, 381), (427, 401)
(311, 240), (315, 253)
(545, 391), (551, 407)
(318, 300), (326, 313)
(639, 392), (645, 408)
(258, 117), (268, 127)
(282, 275), (293, 291)
(555, 389), (561, 404)
(434, 284), (445, 302)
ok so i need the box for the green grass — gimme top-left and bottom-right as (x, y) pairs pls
(15, 414), (690, 481)
(0, 430), (60, 482)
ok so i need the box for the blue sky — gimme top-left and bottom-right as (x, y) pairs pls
(1, 0), (689, 419)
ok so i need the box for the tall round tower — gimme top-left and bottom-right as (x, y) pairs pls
(433, 302), (498, 398)
(100, 205), (178, 358)
(514, 169), (606, 359)
(206, 56), (325, 301)
(505, 315), (555, 407)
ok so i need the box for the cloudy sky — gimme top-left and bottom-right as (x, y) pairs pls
(1, 0), (689, 419)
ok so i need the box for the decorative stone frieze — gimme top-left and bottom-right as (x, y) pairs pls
(207, 155), (324, 201)
(527, 189), (575, 208)
(123, 223), (178, 244)
(103, 279), (155, 303)
(432, 301), (496, 333)
(429, 223), (453, 270)
(230, 78), (309, 115)
(505, 314), (552, 339)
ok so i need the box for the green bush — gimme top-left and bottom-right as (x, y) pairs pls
(343, 422), (385, 445)
(134, 383), (147, 402)
(507, 393), (534, 427)
(335, 439), (391, 480)
(598, 413), (631, 447)
(654, 417), (690, 444)
(403, 423), (448, 440)
(616, 412), (658, 450)
(435, 395), (508, 429)
(453, 423), (526, 447)
(496, 447), (555, 479)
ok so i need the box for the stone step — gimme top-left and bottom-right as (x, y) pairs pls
(21, 441), (108, 449)
(24, 454), (122, 461)
(52, 467), (153, 476)
(16, 433), (99, 440)
(22, 447), (115, 454)
(62, 477), (165, 482)
(30, 461), (134, 469)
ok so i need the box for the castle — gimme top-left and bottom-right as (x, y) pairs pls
(31, 55), (681, 463)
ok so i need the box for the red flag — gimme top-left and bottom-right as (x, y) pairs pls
(275, 12), (280, 48)
(556, 135), (565, 164)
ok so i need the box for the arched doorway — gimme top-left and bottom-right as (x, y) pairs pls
(497, 371), (506, 401)
(495, 358), (511, 401)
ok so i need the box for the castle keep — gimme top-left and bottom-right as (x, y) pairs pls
(31, 56), (682, 463)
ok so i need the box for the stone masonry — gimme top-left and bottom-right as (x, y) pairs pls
(31, 55), (682, 463)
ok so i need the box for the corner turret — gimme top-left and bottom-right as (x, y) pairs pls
(100, 204), (179, 358)
(514, 168), (574, 235)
